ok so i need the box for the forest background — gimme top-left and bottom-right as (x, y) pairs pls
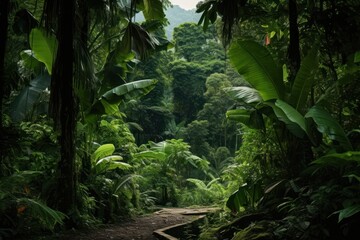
(1, 0), (360, 239)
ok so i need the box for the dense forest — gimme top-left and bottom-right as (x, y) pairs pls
(1, 0), (360, 239)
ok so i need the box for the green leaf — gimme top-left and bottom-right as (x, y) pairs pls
(336, 205), (360, 222)
(229, 40), (284, 101)
(305, 105), (352, 151)
(87, 79), (157, 122)
(274, 99), (307, 136)
(226, 86), (263, 104)
(143, 0), (165, 21)
(226, 109), (265, 129)
(133, 150), (167, 161)
(187, 178), (207, 190)
(94, 156), (131, 174)
(312, 151), (360, 167)
(29, 28), (57, 74)
(91, 144), (115, 162)
(226, 187), (249, 212)
(17, 198), (66, 230)
(354, 51), (360, 63)
(290, 47), (319, 112)
(102, 79), (157, 104)
(226, 109), (251, 123)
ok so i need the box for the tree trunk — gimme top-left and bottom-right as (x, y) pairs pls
(0, 0), (9, 131)
(288, 0), (301, 84)
(50, 0), (77, 217)
(0, 0), (10, 169)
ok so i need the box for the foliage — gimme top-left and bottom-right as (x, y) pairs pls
(179, 178), (225, 206)
(0, 171), (66, 237)
(134, 139), (209, 205)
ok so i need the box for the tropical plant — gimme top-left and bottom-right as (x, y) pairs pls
(0, 171), (66, 238)
(134, 139), (210, 205)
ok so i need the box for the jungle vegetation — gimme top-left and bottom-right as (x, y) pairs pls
(0, 0), (360, 239)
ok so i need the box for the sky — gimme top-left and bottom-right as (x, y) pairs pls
(170, 0), (201, 10)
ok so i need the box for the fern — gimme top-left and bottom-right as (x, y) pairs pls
(17, 198), (66, 230)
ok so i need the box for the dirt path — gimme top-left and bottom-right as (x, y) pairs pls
(55, 207), (217, 240)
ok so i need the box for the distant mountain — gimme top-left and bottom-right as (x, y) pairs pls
(165, 5), (200, 40)
(136, 5), (200, 40)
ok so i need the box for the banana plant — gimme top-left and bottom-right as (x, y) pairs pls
(91, 143), (131, 175)
(226, 40), (352, 152)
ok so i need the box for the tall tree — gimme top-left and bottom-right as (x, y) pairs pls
(46, 0), (77, 216)
(0, 0), (10, 172)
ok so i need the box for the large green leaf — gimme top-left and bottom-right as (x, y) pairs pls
(94, 155), (131, 174)
(290, 47), (319, 112)
(87, 79), (157, 121)
(226, 188), (248, 212)
(91, 144), (115, 162)
(226, 109), (251, 123)
(229, 40), (284, 101)
(226, 109), (265, 129)
(274, 99), (307, 137)
(29, 28), (57, 74)
(312, 151), (360, 167)
(226, 86), (263, 104)
(143, 0), (165, 21)
(133, 150), (167, 161)
(102, 79), (157, 104)
(305, 105), (352, 151)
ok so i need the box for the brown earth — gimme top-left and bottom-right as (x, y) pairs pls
(49, 207), (218, 240)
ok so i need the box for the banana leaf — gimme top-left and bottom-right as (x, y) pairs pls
(142, 0), (165, 21)
(305, 105), (352, 151)
(87, 79), (157, 122)
(290, 46), (319, 113)
(226, 86), (263, 104)
(269, 99), (307, 138)
(228, 40), (284, 101)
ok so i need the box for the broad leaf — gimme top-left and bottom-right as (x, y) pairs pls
(29, 28), (57, 74)
(264, 101), (306, 138)
(94, 156), (131, 174)
(290, 47), (319, 112)
(305, 105), (352, 151)
(143, 0), (165, 21)
(229, 40), (284, 101)
(226, 86), (262, 104)
(226, 109), (265, 129)
(312, 151), (360, 167)
(133, 150), (167, 161)
(91, 144), (115, 162)
(226, 188), (248, 212)
(275, 99), (307, 136)
(336, 205), (360, 222)
(87, 79), (157, 121)
(102, 79), (157, 104)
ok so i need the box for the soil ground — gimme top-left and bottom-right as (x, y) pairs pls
(44, 207), (218, 240)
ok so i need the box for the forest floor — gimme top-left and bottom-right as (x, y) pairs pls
(39, 207), (218, 240)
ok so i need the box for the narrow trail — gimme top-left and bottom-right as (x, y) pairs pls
(55, 207), (217, 240)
